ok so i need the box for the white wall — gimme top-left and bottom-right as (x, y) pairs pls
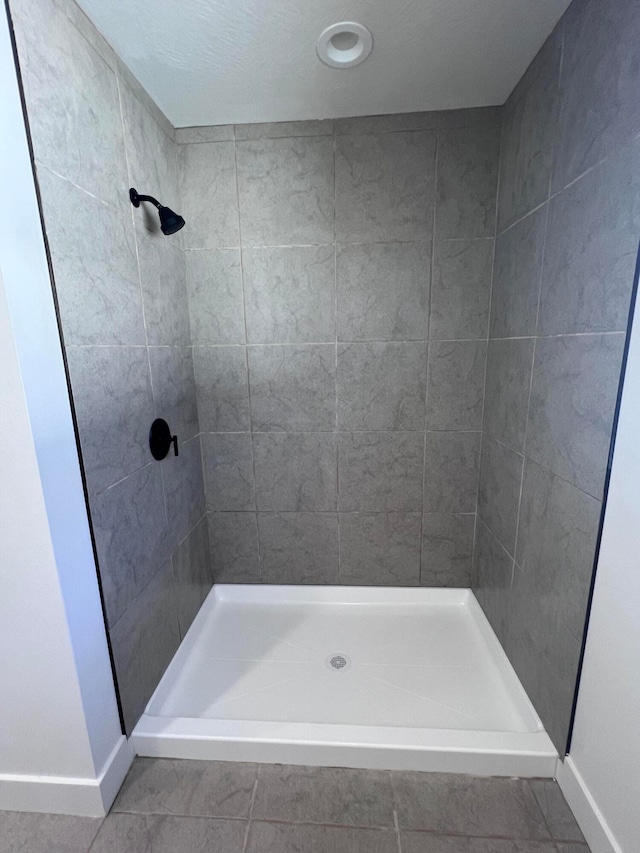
(558, 274), (640, 852)
(0, 3), (131, 815)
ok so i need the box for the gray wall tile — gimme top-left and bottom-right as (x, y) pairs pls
(176, 125), (235, 143)
(162, 436), (206, 549)
(421, 513), (474, 587)
(202, 433), (256, 511)
(186, 249), (246, 344)
(338, 342), (427, 431)
(426, 341), (487, 430)
(253, 432), (337, 511)
(258, 513), (339, 584)
(172, 517), (213, 638)
(436, 124), (500, 239)
(498, 32), (561, 231)
(236, 137), (334, 245)
(339, 513), (421, 586)
(248, 344), (336, 431)
(527, 334), (625, 498)
(178, 142), (240, 249)
(66, 345), (155, 495)
(244, 246), (335, 344)
(235, 119), (333, 139)
(334, 112), (438, 135)
(490, 207), (546, 339)
(149, 346), (199, 443)
(193, 346), (251, 431)
(423, 432), (481, 513)
(338, 432), (424, 512)
(138, 234), (190, 347)
(473, 520), (514, 646)
(430, 240), (493, 340)
(337, 242), (430, 342)
(483, 338), (535, 452)
(539, 137), (640, 335)
(478, 436), (523, 557)
(335, 131), (436, 243)
(552, 0), (640, 191)
(209, 512), (261, 583)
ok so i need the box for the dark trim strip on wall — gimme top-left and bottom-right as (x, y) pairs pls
(566, 236), (640, 755)
(3, 0), (126, 735)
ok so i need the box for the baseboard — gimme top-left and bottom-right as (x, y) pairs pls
(0, 735), (133, 816)
(556, 756), (621, 853)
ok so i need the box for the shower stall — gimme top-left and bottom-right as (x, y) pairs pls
(7, 0), (639, 780)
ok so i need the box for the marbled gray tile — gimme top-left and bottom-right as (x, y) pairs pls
(148, 346), (199, 443)
(334, 112), (438, 134)
(137, 232), (190, 347)
(336, 242), (430, 342)
(202, 432), (255, 511)
(51, 0), (117, 70)
(236, 136), (334, 245)
(193, 346), (250, 431)
(88, 812), (150, 853)
(526, 334), (625, 498)
(430, 240), (493, 340)
(423, 431), (481, 513)
(246, 822), (398, 853)
(490, 207), (547, 339)
(436, 124), (500, 239)
(248, 344), (336, 431)
(477, 436), (523, 556)
(208, 512), (261, 583)
(110, 560), (180, 733)
(529, 780), (585, 843)
(515, 459), (600, 642)
(338, 342), (427, 431)
(483, 338), (535, 452)
(401, 835), (558, 852)
(66, 346), (154, 495)
(426, 341), (487, 431)
(338, 432), (424, 512)
(113, 757), (257, 817)
(92, 464), (168, 628)
(437, 107), (502, 129)
(144, 815), (245, 853)
(539, 137), (640, 335)
(176, 125), (234, 143)
(258, 512), (339, 584)
(39, 169), (144, 346)
(253, 432), (337, 511)
(115, 57), (174, 140)
(552, 0), (640, 191)
(186, 249), (245, 344)
(177, 142), (239, 249)
(339, 513), (421, 586)
(0, 811), (100, 853)
(498, 32), (561, 231)
(253, 764), (395, 826)
(243, 245), (335, 344)
(472, 520), (514, 645)
(235, 119), (333, 139)
(13, 0), (127, 209)
(392, 771), (549, 837)
(162, 435), (206, 549)
(335, 131), (436, 243)
(421, 513), (474, 587)
(172, 517), (213, 638)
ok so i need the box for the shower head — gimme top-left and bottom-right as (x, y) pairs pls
(129, 187), (185, 235)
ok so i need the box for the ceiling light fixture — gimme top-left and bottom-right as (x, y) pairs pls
(316, 22), (373, 69)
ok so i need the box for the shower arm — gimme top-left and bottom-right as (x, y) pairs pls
(129, 188), (161, 209)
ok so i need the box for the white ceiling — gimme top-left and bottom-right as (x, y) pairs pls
(76, 0), (572, 128)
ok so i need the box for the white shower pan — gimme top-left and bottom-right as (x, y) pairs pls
(132, 585), (557, 777)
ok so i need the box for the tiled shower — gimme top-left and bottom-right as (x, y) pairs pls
(8, 0), (639, 764)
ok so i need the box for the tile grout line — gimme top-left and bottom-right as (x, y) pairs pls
(241, 777), (259, 853)
(333, 130), (342, 579)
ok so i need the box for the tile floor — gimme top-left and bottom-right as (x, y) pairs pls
(0, 759), (591, 852)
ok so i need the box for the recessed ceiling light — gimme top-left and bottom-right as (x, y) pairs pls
(316, 22), (373, 69)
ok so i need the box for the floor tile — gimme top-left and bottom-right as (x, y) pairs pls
(0, 811), (100, 853)
(392, 773), (550, 838)
(246, 821), (398, 853)
(112, 757), (257, 818)
(88, 813), (150, 852)
(252, 764), (395, 827)
(401, 835), (558, 852)
(528, 780), (585, 842)
(144, 815), (245, 853)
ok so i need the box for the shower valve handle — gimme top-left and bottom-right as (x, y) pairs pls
(149, 418), (179, 460)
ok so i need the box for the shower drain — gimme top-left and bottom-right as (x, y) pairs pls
(326, 653), (351, 672)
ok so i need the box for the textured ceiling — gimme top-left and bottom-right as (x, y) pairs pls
(75, 0), (571, 128)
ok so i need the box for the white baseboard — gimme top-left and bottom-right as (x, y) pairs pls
(557, 756), (621, 853)
(0, 735), (133, 817)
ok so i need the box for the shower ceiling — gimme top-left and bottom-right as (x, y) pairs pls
(74, 0), (571, 127)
